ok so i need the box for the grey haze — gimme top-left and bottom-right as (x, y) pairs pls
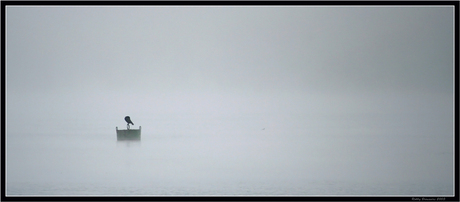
(6, 6), (454, 196)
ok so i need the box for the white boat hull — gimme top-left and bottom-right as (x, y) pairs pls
(116, 126), (141, 141)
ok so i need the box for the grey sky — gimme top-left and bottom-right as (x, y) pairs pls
(5, 6), (454, 195)
(7, 6), (454, 128)
(7, 6), (453, 108)
(7, 6), (453, 93)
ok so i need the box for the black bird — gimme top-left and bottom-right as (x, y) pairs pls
(125, 116), (134, 129)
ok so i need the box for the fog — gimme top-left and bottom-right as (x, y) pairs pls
(5, 6), (454, 195)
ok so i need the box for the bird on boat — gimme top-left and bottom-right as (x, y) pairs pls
(125, 116), (134, 129)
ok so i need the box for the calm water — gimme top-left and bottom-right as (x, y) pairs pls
(6, 113), (454, 196)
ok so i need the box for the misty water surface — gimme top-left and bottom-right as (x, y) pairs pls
(6, 107), (453, 195)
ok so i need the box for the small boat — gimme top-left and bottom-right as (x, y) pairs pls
(116, 126), (141, 141)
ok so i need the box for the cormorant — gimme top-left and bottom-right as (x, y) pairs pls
(125, 116), (134, 129)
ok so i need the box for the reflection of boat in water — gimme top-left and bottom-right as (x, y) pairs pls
(116, 126), (141, 141)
